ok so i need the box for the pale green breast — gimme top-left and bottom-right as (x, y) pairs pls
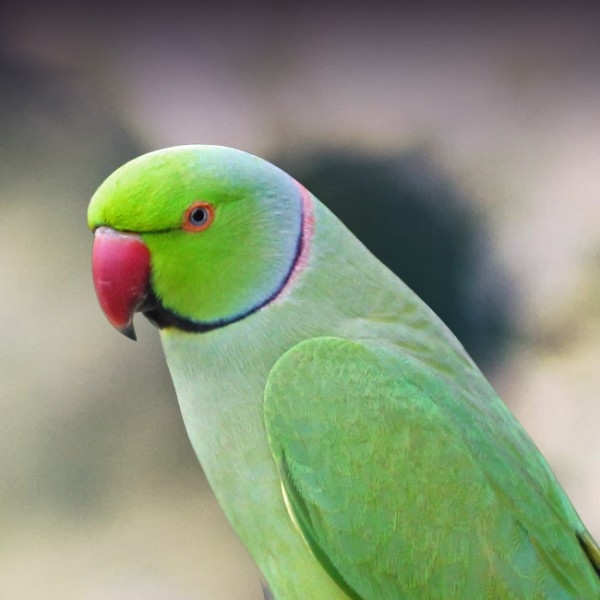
(156, 202), (361, 598)
(157, 197), (521, 598)
(161, 325), (350, 599)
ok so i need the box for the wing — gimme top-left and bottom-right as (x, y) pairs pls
(264, 337), (600, 599)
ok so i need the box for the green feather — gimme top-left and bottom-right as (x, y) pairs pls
(88, 146), (600, 599)
(265, 337), (599, 598)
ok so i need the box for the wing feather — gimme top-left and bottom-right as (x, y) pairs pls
(264, 337), (599, 599)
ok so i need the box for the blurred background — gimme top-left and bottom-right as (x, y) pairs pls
(1, 3), (599, 599)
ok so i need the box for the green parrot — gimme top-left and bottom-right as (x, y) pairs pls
(88, 145), (599, 599)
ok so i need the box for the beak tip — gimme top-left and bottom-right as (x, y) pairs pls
(118, 322), (137, 341)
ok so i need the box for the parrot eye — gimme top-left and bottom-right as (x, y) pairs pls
(183, 202), (214, 232)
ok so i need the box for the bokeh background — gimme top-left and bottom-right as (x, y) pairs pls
(1, 4), (599, 599)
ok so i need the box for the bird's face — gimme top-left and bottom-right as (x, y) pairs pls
(88, 146), (304, 339)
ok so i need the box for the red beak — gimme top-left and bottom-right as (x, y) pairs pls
(92, 227), (151, 340)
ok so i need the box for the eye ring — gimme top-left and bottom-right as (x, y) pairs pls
(183, 202), (215, 232)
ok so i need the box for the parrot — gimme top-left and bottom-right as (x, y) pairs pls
(88, 145), (600, 599)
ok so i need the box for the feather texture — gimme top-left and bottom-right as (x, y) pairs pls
(265, 337), (600, 599)
(88, 146), (600, 600)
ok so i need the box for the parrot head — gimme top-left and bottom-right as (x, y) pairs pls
(88, 145), (307, 339)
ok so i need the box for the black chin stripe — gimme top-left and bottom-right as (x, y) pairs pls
(142, 292), (244, 333)
(143, 197), (305, 334)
